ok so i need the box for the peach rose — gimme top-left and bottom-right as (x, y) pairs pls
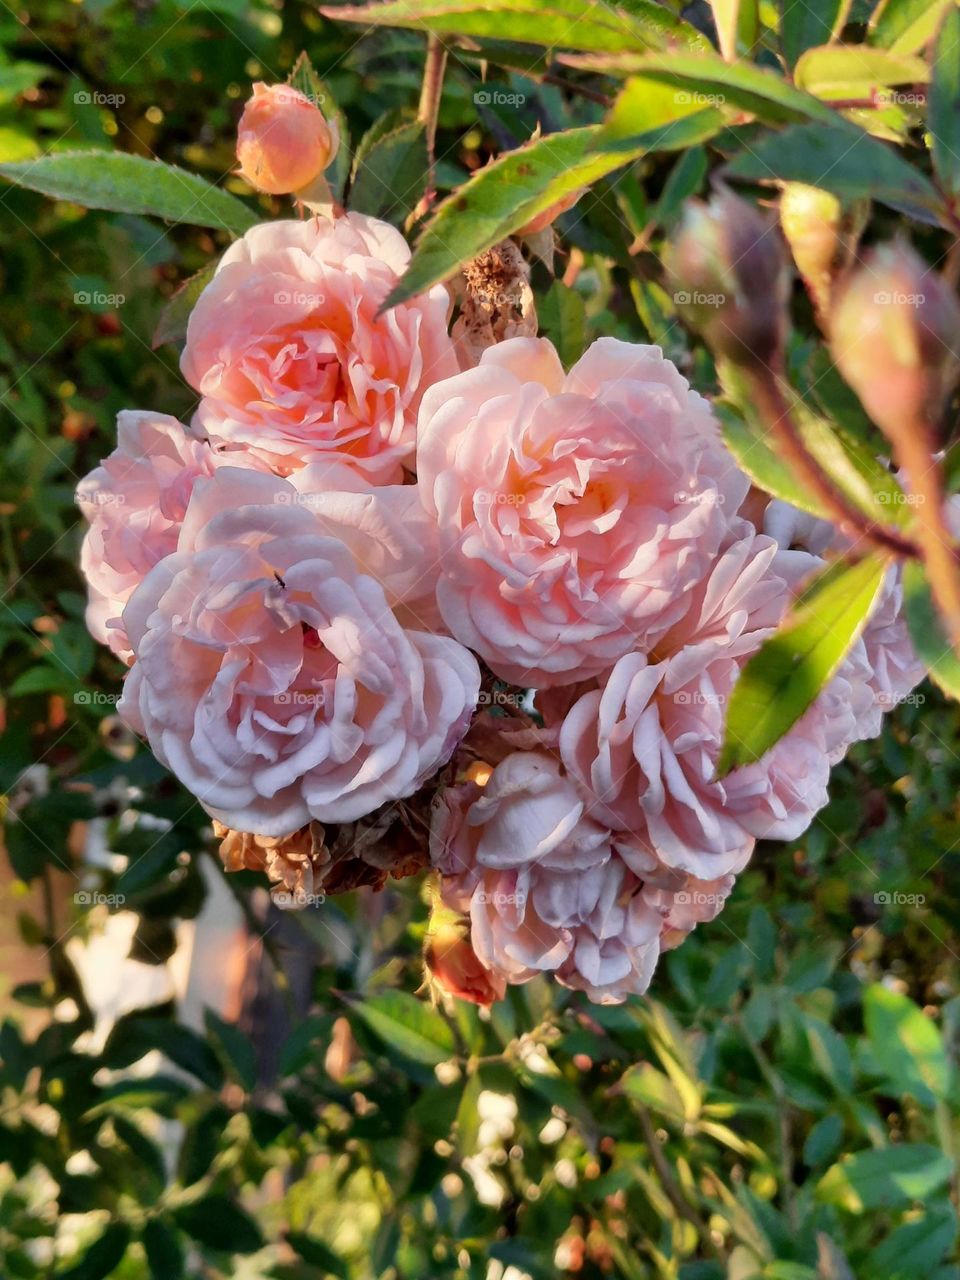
(117, 467), (479, 836)
(416, 336), (749, 687)
(76, 410), (265, 661)
(182, 215), (458, 483)
(236, 82), (338, 196)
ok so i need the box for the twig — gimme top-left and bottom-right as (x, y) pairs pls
(416, 34), (448, 216)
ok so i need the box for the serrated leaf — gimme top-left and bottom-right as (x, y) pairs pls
(349, 117), (428, 222)
(863, 984), (950, 1104)
(717, 552), (889, 775)
(153, 260), (218, 349)
(350, 990), (456, 1065)
(322, 0), (707, 53)
(0, 152), (257, 233)
(816, 1143), (953, 1210)
(902, 560), (960, 698)
(930, 8), (960, 196)
(725, 123), (942, 220)
(870, 0), (954, 54)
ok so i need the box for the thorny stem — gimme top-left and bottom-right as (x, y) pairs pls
(747, 364), (919, 559)
(416, 34), (448, 218)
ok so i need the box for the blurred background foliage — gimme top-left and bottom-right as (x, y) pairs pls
(0, 1), (958, 1277)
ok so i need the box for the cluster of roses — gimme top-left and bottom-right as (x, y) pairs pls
(76, 102), (923, 1005)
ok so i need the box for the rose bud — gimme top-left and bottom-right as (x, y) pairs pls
(666, 188), (790, 367)
(829, 241), (960, 438)
(780, 183), (867, 321)
(424, 910), (505, 1007)
(236, 82), (338, 196)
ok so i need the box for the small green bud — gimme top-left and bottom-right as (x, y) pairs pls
(780, 183), (867, 320)
(666, 188), (790, 367)
(829, 241), (960, 439)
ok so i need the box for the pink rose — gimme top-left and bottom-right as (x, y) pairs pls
(416, 336), (749, 687)
(432, 752), (730, 1003)
(118, 467), (479, 836)
(181, 215), (458, 483)
(76, 410), (264, 661)
(558, 534), (838, 880)
(236, 82), (338, 196)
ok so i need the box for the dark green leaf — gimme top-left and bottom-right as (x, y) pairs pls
(58, 1222), (130, 1280)
(173, 1196), (263, 1255)
(153, 260), (218, 349)
(143, 1221), (185, 1280)
(537, 280), (587, 367)
(350, 990), (456, 1065)
(902, 560), (960, 698)
(870, 0), (954, 53)
(104, 1018), (223, 1089)
(781, 0), (849, 67)
(866, 1204), (958, 1277)
(804, 1113), (844, 1165)
(204, 1009), (257, 1092)
(0, 152), (257, 233)
(718, 553), (890, 775)
(286, 1232), (349, 1278)
(350, 117), (428, 222)
(930, 7), (960, 196)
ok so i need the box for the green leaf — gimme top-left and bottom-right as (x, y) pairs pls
(930, 8), (960, 196)
(0, 63), (47, 105)
(350, 116), (428, 222)
(287, 1232), (350, 1277)
(803, 1113), (844, 1165)
(598, 75), (726, 151)
(794, 45), (928, 101)
(58, 1222), (131, 1280)
(902, 560), (960, 698)
(204, 1009), (257, 1092)
(622, 1062), (688, 1123)
(717, 552), (889, 775)
(870, 0), (955, 53)
(287, 52), (349, 201)
(322, 0), (708, 53)
(726, 123), (943, 219)
(104, 1017), (224, 1089)
(143, 1221), (185, 1280)
(387, 127), (641, 306)
(816, 1143), (953, 1210)
(0, 151), (257, 233)
(598, 53), (839, 125)
(804, 1015), (854, 1093)
(538, 280), (587, 367)
(709, 0), (759, 61)
(153, 260), (218, 349)
(866, 1204), (958, 1278)
(350, 990), (456, 1065)
(172, 1196), (263, 1255)
(781, 0), (850, 67)
(863, 984), (950, 1104)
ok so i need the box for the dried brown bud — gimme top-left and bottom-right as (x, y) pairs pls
(451, 240), (537, 368)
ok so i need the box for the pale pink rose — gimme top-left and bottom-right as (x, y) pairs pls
(118, 467), (479, 836)
(181, 215), (458, 483)
(432, 754), (665, 1003)
(236, 82), (337, 196)
(416, 336), (749, 687)
(76, 410), (265, 661)
(559, 534), (838, 880)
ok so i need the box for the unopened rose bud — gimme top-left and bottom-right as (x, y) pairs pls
(666, 189), (789, 366)
(516, 188), (584, 237)
(236, 82), (338, 196)
(424, 908), (505, 1007)
(780, 183), (867, 321)
(829, 241), (960, 438)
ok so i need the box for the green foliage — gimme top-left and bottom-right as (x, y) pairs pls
(0, 0), (958, 1277)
